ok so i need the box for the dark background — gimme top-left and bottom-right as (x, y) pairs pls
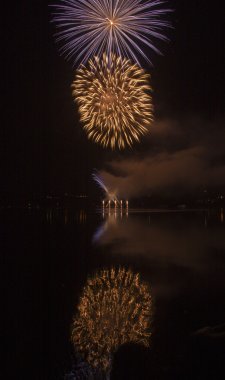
(3, 0), (224, 198)
(2, 2), (225, 380)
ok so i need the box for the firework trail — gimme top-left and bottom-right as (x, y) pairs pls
(51, 0), (171, 66)
(72, 267), (152, 373)
(72, 53), (153, 149)
(92, 172), (109, 195)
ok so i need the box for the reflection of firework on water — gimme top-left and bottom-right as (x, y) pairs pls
(72, 54), (153, 149)
(51, 0), (171, 65)
(71, 268), (152, 372)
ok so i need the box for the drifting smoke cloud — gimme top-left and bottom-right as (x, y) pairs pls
(100, 117), (225, 198)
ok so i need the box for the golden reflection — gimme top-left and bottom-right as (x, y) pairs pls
(204, 213), (208, 228)
(101, 202), (129, 218)
(78, 209), (87, 224)
(64, 209), (68, 225)
(71, 268), (152, 373)
(221, 208), (224, 223)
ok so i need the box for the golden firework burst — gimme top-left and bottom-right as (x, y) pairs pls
(72, 54), (153, 149)
(71, 267), (152, 372)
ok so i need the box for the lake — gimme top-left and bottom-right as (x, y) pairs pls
(4, 207), (225, 379)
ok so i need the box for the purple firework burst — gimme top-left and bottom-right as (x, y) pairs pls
(51, 0), (172, 66)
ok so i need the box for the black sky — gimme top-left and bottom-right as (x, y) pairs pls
(3, 0), (225, 197)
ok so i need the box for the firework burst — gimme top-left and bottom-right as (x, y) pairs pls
(72, 53), (153, 149)
(51, 0), (171, 65)
(72, 267), (152, 372)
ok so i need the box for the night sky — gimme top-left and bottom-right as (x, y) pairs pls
(3, 0), (225, 198)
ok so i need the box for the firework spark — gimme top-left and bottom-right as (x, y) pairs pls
(72, 53), (153, 149)
(71, 267), (152, 372)
(92, 172), (109, 195)
(51, 0), (171, 65)
(92, 171), (118, 202)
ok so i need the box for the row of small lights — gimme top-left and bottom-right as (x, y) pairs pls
(102, 200), (129, 207)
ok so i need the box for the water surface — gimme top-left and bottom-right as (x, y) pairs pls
(5, 208), (225, 379)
